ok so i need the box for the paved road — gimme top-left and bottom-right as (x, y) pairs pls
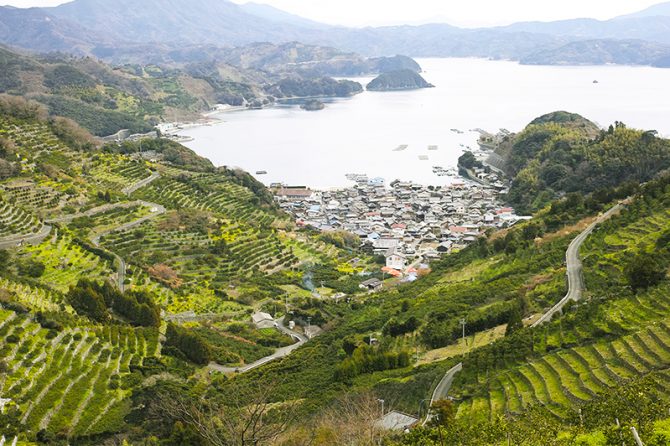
(88, 201), (165, 292)
(89, 201), (166, 245)
(532, 202), (624, 327)
(208, 317), (309, 374)
(46, 201), (146, 224)
(0, 224), (52, 250)
(122, 171), (160, 196)
(423, 362), (463, 425)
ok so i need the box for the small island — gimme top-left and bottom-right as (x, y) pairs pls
(300, 99), (326, 111)
(366, 69), (435, 91)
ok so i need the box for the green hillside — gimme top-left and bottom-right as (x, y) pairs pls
(3, 100), (670, 446)
(0, 95), (375, 444)
(496, 111), (670, 213)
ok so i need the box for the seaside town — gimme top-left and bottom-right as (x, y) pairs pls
(272, 144), (529, 282)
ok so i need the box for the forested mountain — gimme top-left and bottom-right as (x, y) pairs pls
(495, 111), (670, 213)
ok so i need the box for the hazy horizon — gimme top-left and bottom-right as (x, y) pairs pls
(1, 0), (665, 28)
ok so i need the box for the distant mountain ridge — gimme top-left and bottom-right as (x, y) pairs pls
(521, 39), (670, 67)
(616, 1), (670, 19)
(1, 0), (670, 68)
(499, 15), (670, 45)
(46, 0), (323, 46)
(237, 2), (325, 29)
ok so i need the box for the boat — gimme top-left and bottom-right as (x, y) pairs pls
(393, 144), (409, 152)
(419, 155), (429, 161)
(428, 145), (438, 151)
(593, 80), (599, 84)
(256, 170), (268, 175)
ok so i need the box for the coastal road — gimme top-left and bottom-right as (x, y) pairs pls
(0, 224), (52, 250)
(423, 362), (463, 425)
(208, 317), (309, 374)
(122, 171), (161, 196)
(532, 202), (625, 327)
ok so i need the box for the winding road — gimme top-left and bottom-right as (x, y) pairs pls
(1, 172), (162, 252)
(423, 362), (463, 425)
(122, 171), (160, 196)
(89, 201), (166, 246)
(208, 317), (309, 374)
(87, 201), (166, 292)
(532, 202), (624, 327)
(0, 224), (53, 250)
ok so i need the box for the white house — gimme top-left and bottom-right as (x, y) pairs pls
(386, 249), (407, 270)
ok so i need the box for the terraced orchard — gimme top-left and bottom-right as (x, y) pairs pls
(456, 316), (670, 422)
(0, 118), (69, 159)
(452, 186), (670, 425)
(0, 309), (159, 437)
(106, 174), (301, 288)
(1, 181), (63, 211)
(22, 233), (114, 292)
(136, 175), (276, 226)
(89, 155), (153, 191)
(0, 198), (42, 239)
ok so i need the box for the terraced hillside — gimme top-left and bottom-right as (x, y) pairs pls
(0, 198), (42, 239)
(442, 176), (670, 437)
(0, 99), (372, 444)
(0, 309), (159, 437)
(10, 95), (670, 445)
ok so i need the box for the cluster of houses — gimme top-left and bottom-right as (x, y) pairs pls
(273, 176), (529, 279)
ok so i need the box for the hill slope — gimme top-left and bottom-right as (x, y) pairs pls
(494, 111), (670, 213)
(0, 96), (370, 442)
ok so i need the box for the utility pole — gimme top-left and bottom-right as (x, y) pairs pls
(631, 426), (644, 446)
(415, 334), (419, 362)
(460, 318), (467, 350)
(616, 418), (624, 446)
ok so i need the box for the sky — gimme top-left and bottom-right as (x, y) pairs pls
(1, 0), (665, 27)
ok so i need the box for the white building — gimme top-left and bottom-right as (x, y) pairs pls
(386, 249), (407, 270)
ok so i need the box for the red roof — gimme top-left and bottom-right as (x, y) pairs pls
(449, 226), (467, 233)
(382, 267), (403, 277)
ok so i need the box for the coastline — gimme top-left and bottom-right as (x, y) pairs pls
(162, 105), (248, 140)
